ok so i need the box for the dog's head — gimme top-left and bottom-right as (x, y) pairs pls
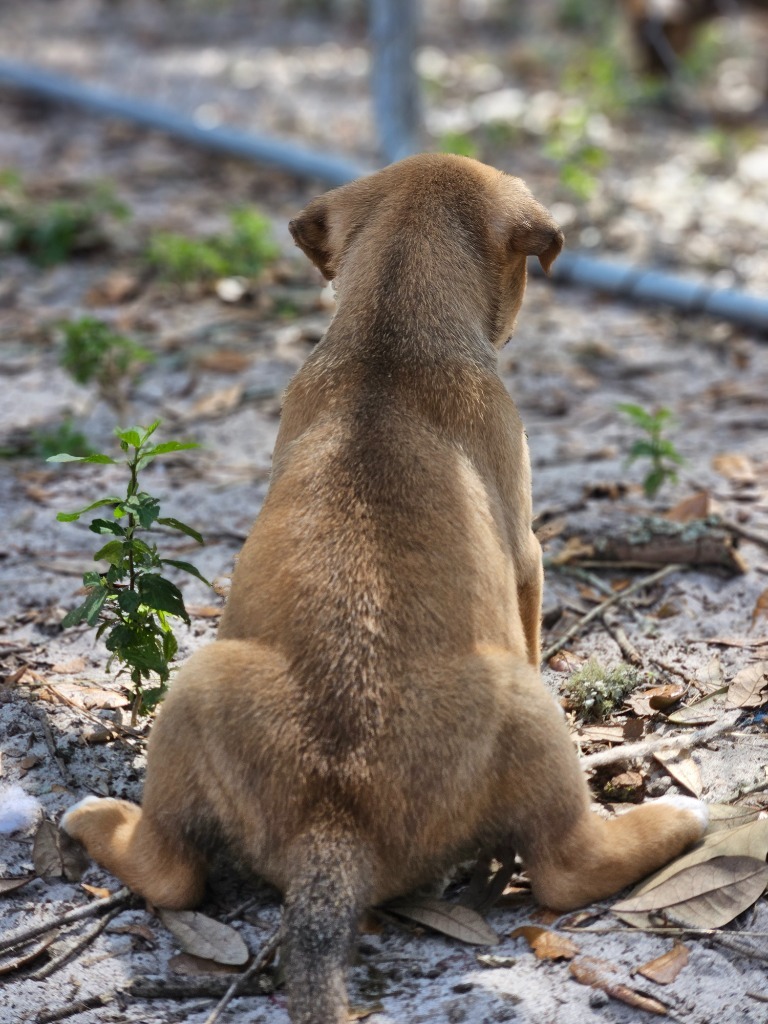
(289, 154), (563, 347)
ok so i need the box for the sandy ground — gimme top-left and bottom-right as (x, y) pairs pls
(1, 2), (768, 1023)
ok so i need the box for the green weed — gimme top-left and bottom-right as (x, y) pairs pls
(58, 317), (153, 417)
(49, 421), (209, 721)
(146, 208), (279, 283)
(0, 177), (128, 267)
(563, 658), (643, 721)
(618, 403), (685, 499)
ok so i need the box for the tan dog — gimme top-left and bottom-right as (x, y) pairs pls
(63, 154), (707, 1024)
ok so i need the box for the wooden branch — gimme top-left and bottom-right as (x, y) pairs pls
(202, 926), (281, 1024)
(0, 888), (131, 956)
(580, 718), (737, 770)
(30, 907), (123, 980)
(541, 564), (682, 663)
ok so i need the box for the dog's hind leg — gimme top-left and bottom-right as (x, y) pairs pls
(61, 795), (206, 909)
(487, 652), (707, 910)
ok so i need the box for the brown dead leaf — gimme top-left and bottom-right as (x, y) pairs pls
(751, 589), (768, 630)
(696, 653), (724, 694)
(665, 492), (711, 523)
(548, 650), (584, 673)
(386, 897), (499, 945)
(705, 804), (763, 834)
(38, 682), (129, 711)
(32, 820), (63, 879)
(569, 956), (668, 1015)
(50, 656), (87, 675)
(85, 271), (141, 305)
(578, 725), (626, 745)
(653, 749), (703, 797)
(691, 636), (768, 649)
(168, 952), (241, 976)
(712, 453), (756, 485)
(195, 350), (253, 374)
(614, 818), (768, 928)
(510, 925), (579, 961)
(666, 689), (734, 725)
(81, 883), (112, 899)
(613, 856), (768, 929)
(550, 537), (595, 566)
(348, 1004), (385, 1022)
(0, 875), (34, 896)
(110, 922), (157, 946)
(634, 943), (689, 985)
(187, 604), (223, 619)
(727, 663), (768, 709)
(647, 683), (687, 710)
(159, 909), (249, 965)
(604, 771), (645, 802)
(190, 384), (243, 420)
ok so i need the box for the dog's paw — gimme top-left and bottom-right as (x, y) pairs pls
(60, 795), (104, 837)
(655, 794), (709, 831)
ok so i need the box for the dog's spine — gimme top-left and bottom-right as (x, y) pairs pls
(282, 829), (370, 1024)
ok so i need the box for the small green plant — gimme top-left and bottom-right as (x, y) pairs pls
(33, 418), (91, 460)
(146, 208), (279, 283)
(543, 109), (607, 201)
(58, 317), (153, 417)
(563, 658), (643, 721)
(0, 177), (128, 267)
(618, 403), (685, 499)
(49, 421), (209, 720)
(438, 131), (479, 159)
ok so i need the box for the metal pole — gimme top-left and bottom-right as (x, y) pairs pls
(369, 0), (421, 162)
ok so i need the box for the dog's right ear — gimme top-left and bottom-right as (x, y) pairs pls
(509, 216), (564, 275)
(289, 197), (335, 280)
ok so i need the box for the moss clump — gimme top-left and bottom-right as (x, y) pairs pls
(563, 659), (643, 721)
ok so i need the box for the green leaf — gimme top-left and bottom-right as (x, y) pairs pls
(138, 574), (189, 622)
(114, 428), (142, 448)
(105, 622), (169, 677)
(117, 590), (142, 616)
(160, 559), (211, 586)
(47, 453), (116, 464)
(162, 630), (178, 663)
(89, 518), (126, 537)
(56, 497), (123, 522)
(139, 420), (161, 444)
(61, 587), (108, 628)
(94, 539), (126, 566)
(123, 493), (161, 528)
(617, 403), (655, 430)
(628, 440), (657, 460)
(157, 518), (205, 545)
(143, 441), (200, 457)
(643, 468), (666, 498)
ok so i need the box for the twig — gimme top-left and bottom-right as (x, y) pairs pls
(721, 519), (768, 552)
(601, 611), (643, 666)
(44, 684), (145, 742)
(580, 718), (737, 770)
(125, 973), (274, 1000)
(30, 907), (123, 980)
(34, 706), (76, 788)
(35, 993), (117, 1024)
(202, 925), (281, 1024)
(542, 564), (683, 663)
(0, 888), (131, 955)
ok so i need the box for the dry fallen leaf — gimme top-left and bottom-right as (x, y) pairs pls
(32, 820), (63, 879)
(548, 650), (584, 673)
(727, 662), (768, 709)
(550, 537), (595, 566)
(168, 951), (242, 976)
(0, 876), (34, 896)
(696, 653), (724, 694)
(665, 492), (711, 523)
(634, 943), (689, 985)
(386, 897), (499, 946)
(509, 925), (580, 961)
(81, 883), (112, 899)
(190, 384), (244, 420)
(159, 909), (249, 966)
(613, 856), (768, 929)
(711, 453), (756, 485)
(195, 349), (254, 374)
(705, 804), (763, 835)
(614, 818), (768, 929)
(50, 656), (87, 675)
(751, 589), (768, 630)
(348, 1004), (385, 1022)
(653, 749), (703, 798)
(38, 683), (129, 711)
(569, 956), (668, 1016)
(666, 689), (737, 725)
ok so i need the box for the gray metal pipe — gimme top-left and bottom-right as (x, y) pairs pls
(1, 58), (766, 334)
(533, 252), (768, 333)
(0, 59), (368, 187)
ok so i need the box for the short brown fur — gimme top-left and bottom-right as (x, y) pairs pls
(63, 154), (706, 1024)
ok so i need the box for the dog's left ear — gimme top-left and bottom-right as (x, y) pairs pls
(509, 209), (564, 275)
(289, 196), (335, 279)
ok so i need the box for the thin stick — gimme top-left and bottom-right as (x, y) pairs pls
(30, 907), (123, 980)
(601, 611), (643, 666)
(721, 519), (768, 552)
(580, 718), (737, 770)
(542, 564), (683, 663)
(203, 925), (281, 1024)
(35, 993), (117, 1024)
(34, 707), (76, 788)
(0, 887), (130, 955)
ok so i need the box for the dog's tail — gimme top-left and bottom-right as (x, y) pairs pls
(281, 829), (371, 1024)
